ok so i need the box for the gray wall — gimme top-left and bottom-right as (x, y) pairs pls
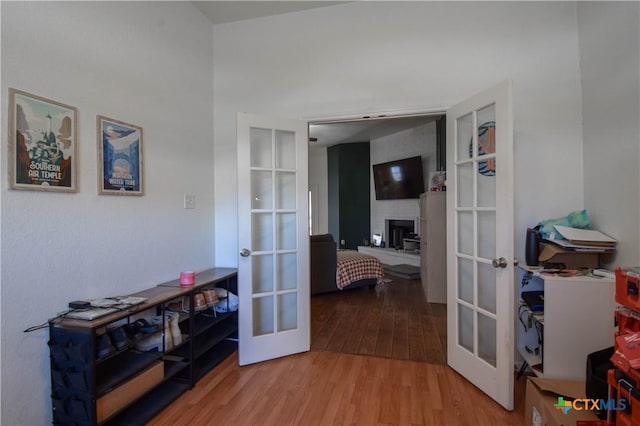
(578, 2), (640, 267)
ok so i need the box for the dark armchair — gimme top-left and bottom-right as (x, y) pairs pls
(310, 233), (337, 295)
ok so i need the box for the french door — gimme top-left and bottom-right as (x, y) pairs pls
(236, 113), (310, 366)
(446, 80), (515, 409)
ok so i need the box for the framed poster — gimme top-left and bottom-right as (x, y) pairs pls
(97, 115), (144, 195)
(8, 88), (77, 192)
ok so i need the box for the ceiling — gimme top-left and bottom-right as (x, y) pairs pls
(192, 1), (441, 147)
(309, 115), (442, 147)
(192, 1), (348, 25)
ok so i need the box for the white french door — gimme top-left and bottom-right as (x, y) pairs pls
(237, 113), (310, 366)
(446, 80), (514, 410)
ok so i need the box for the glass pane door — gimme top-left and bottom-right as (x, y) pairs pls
(237, 112), (309, 366)
(454, 103), (498, 367)
(446, 80), (514, 410)
(250, 128), (298, 336)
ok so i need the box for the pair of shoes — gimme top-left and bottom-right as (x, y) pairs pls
(122, 318), (157, 342)
(123, 322), (143, 341)
(134, 318), (159, 334)
(108, 327), (129, 350)
(96, 326), (130, 359)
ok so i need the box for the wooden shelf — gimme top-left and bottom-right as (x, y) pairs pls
(48, 268), (238, 425)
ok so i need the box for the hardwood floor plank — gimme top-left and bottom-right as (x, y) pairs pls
(358, 295), (382, 355)
(375, 305), (395, 357)
(391, 303), (410, 359)
(312, 277), (447, 364)
(149, 351), (526, 426)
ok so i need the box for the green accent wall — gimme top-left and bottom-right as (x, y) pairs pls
(327, 142), (371, 250)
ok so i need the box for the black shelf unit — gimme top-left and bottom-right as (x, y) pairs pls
(48, 268), (238, 426)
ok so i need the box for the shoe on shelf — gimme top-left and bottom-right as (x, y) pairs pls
(135, 332), (163, 352)
(163, 315), (173, 351)
(123, 322), (143, 341)
(166, 311), (183, 346)
(203, 289), (219, 306)
(135, 318), (159, 334)
(96, 333), (115, 359)
(108, 326), (129, 350)
(193, 293), (208, 312)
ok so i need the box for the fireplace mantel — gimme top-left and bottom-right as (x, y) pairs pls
(385, 217), (418, 249)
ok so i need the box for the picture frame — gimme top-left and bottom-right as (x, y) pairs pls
(8, 88), (77, 192)
(429, 171), (447, 191)
(97, 115), (144, 196)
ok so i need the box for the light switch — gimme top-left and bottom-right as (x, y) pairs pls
(184, 194), (196, 209)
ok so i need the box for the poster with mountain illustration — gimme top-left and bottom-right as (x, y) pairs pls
(97, 115), (144, 196)
(9, 89), (77, 192)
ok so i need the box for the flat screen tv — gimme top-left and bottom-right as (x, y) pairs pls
(372, 156), (425, 200)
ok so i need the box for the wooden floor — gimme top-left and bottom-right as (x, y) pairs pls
(150, 276), (527, 425)
(311, 277), (447, 363)
(149, 351), (526, 425)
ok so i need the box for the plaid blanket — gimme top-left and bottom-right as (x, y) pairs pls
(336, 250), (384, 290)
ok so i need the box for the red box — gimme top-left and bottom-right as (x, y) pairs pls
(617, 307), (640, 335)
(616, 268), (640, 311)
(607, 368), (640, 426)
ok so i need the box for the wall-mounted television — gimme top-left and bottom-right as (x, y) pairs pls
(372, 155), (425, 200)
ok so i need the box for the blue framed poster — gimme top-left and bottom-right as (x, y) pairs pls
(97, 115), (143, 195)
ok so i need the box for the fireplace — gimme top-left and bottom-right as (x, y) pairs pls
(385, 219), (415, 249)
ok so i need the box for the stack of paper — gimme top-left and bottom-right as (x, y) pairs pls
(548, 225), (617, 252)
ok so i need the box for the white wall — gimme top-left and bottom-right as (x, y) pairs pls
(370, 122), (437, 240)
(1, 2), (215, 424)
(308, 145), (328, 234)
(578, 2), (640, 268)
(213, 1), (586, 266)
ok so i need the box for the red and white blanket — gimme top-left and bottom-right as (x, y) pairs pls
(336, 250), (384, 290)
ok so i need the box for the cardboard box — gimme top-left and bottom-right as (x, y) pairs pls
(524, 376), (600, 426)
(97, 361), (164, 422)
(538, 243), (599, 269)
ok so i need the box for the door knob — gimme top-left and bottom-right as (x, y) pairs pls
(240, 248), (251, 257)
(492, 257), (508, 268)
